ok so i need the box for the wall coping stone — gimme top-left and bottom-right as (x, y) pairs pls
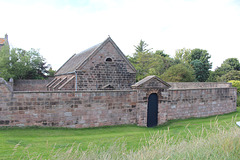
(13, 89), (137, 94)
(169, 87), (237, 91)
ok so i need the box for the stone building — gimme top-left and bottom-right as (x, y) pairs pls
(47, 37), (136, 91)
(0, 37), (237, 128)
(0, 34), (9, 50)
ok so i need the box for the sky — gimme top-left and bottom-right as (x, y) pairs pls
(0, 0), (239, 70)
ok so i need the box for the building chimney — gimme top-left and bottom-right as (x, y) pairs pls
(5, 34), (8, 40)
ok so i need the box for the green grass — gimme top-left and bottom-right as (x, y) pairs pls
(0, 108), (240, 159)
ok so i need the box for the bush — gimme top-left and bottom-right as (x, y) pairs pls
(161, 63), (195, 82)
(228, 80), (240, 94)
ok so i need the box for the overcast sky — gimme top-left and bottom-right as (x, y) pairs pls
(0, 0), (239, 70)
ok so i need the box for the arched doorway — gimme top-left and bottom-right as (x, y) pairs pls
(147, 93), (158, 127)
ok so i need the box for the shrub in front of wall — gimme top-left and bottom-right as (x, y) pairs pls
(229, 80), (240, 94)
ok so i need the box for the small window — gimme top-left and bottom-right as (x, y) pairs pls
(106, 58), (112, 62)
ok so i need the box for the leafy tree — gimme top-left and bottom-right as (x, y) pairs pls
(48, 67), (56, 77)
(190, 60), (209, 82)
(0, 47), (50, 80)
(206, 71), (217, 82)
(160, 63), (195, 82)
(189, 49), (212, 82)
(155, 50), (169, 57)
(228, 80), (240, 94)
(174, 48), (191, 64)
(214, 58), (240, 81)
(0, 45), (13, 80)
(217, 70), (240, 82)
(129, 40), (175, 81)
(215, 58), (240, 77)
(134, 40), (151, 53)
(223, 58), (240, 71)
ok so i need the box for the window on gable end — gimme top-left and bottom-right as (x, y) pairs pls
(106, 58), (112, 62)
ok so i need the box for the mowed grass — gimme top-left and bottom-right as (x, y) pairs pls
(0, 107), (240, 159)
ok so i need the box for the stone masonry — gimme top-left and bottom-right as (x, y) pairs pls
(0, 76), (237, 128)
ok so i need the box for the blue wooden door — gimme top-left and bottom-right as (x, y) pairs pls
(147, 93), (158, 127)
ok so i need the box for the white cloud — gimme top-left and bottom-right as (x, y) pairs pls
(0, 0), (239, 70)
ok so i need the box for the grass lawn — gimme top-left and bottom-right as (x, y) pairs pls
(0, 107), (239, 159)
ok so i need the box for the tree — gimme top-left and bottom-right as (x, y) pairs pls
(174, 48), (191, 64)
(155, 50), (169, 57)
(217, 70), (240, 82)
(189, 49), (212, 82)
(0, 47), (50, 80)
(223, 58), (240, 71)
(134, 40), (151, 53)
(48, 67), (56, 77)
(160, 63), (195, 82)
(206, 71), (217, 82)
(214, 58), (240, 82)
(129, 40), (175, 81)
(0, 45), (13, 80)
(190, 60), (210, 82)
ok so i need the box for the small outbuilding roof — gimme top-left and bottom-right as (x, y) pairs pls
(132, 75), (171, 89)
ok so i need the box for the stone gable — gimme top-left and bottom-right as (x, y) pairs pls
(132, 75), (171, 89)
(48, 37), (136, 90)
(76, 40), (136, 90)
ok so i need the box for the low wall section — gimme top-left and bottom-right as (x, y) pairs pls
(0, 79), (137, 127)
(162, 88), (237, 120)
(13, 78), (54, 91)
(168, 82), (232, 89)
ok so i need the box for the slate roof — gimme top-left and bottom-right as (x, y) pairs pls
(131, 75), (171, 88)
(55, 43), (101, 75)
(55, 37), (136, 76)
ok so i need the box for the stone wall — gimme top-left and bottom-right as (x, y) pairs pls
(0, 78), (237, 128)
(76, 41), (136, 90)
(162, 88), (237, 120)
(135, 87), (237, 126)
(0, 79), (137, 127)
(168, 82), (232, 89)
(14, 78), (54, 91)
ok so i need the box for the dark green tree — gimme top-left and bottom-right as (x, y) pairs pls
(223, 58), (240, 71)
(189, 49), (212, 82)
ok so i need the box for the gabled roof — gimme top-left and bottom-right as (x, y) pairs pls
(55, 37), (136, 76)
(132, 75), (171, 89)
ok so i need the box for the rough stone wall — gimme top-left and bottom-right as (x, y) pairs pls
(162, 88), (237, 120)
(76, 41), (136, 90)
(14, 78), (54, 91)
(0, 80), (137, 127)
(135, 87), (237, 126)
(168, 82), (232, 89)
(0, 78), (237, 128)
